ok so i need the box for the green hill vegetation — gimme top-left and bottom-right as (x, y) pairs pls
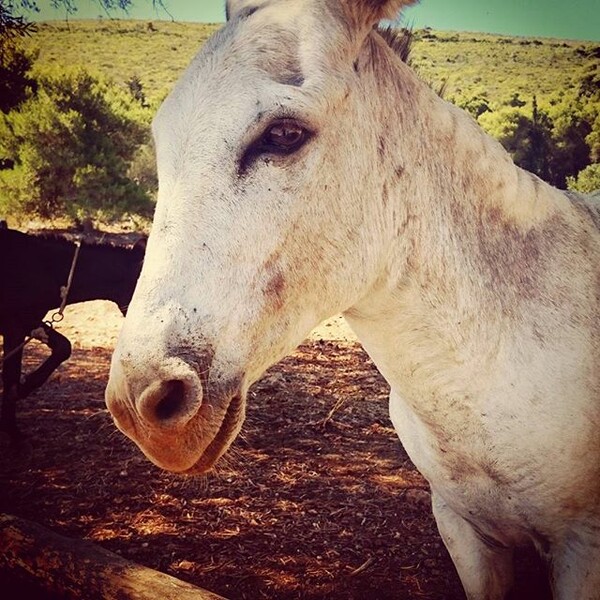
(0, 19), (598, 227)
(30, 20), (217, 104)
(411, 29), (595, 106)
(27, 21), (598, 114)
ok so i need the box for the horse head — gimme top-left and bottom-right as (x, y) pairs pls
(105, 0), (418, 473)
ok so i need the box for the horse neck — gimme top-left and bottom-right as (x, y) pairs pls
(346, 41), (569, 393)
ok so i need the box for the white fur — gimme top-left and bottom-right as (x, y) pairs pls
(105, 1), (600, 597)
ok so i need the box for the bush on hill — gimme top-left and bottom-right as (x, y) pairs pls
(0, 67), (155, 224)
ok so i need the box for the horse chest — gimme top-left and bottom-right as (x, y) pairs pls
(388, 389), (552, 543)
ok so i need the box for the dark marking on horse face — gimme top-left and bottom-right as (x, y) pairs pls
(260, 251), (286, 311)
(279, 72), (305, 87)
(265, 271), (286, 311)
(273, 62), (305, 87)
(236, 23), (305, 88)
(395, 164), (405, 179)
(226, 1), (262, 21)
(239, 5), (260, 19)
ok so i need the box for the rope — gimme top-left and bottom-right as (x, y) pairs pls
(1, 239), (82, 365)
(49, 239), (81, 324)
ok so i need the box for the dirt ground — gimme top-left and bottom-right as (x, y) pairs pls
(1, 302), (551, 599)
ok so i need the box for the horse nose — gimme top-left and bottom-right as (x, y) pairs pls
(106, 352), (205, 432)
(137, 378), (196, 426)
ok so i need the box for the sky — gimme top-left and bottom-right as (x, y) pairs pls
(32, 0), (600, 42)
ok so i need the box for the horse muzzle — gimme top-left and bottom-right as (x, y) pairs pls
(104, 352), (246, 474)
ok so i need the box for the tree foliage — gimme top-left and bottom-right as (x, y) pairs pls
(0, 36), (37, 114)
(1, 16), (597, 225)
(478, 75), (599, 191)
(0, 68), (154, 222)
(568, 163), (600, 194)
(0, 1), (37, 40)
(0, 5), (166, 224)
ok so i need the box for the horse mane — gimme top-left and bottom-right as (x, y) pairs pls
(375, 26), (413, 65)
(374, 26), (447, 97)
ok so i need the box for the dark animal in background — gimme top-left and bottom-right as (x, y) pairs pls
(0, 228), (145, 437)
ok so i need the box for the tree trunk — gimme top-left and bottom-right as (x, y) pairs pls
(0, 513), (227, 600)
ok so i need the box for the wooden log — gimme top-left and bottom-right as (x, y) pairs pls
(0, 513), (228, 600)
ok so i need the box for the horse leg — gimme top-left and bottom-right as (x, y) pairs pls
(551, 525), (600, 600)
(432, 492), (514, 600)
(1, 330), (25, 436)
(18, 324), (71, 398)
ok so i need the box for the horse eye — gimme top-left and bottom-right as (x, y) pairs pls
(239, 119), (312, 175)
(263, 121), (306, 151)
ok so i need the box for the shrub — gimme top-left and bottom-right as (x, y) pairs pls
(454, 93), (491, 118)
(0, 37), (38, 114)
(0, 67), (154, 223)
(568, 163), (600, 194)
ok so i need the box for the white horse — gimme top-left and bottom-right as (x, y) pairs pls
(105, 1), (600, 598)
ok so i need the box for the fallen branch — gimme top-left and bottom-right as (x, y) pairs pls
(317, 397), (346, 427)
(348, 556), (375, 577)
(0, 513), (227, 600)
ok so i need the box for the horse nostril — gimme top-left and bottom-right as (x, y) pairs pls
(137, 378), (196, 426)
(153, 379), (187, 422)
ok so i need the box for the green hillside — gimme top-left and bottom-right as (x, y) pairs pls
(27, 20), (598, 108)
(410, 29), (596, 109)
(29, 20), (218, 104)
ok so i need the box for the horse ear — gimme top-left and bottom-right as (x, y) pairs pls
(338, 0), (417, 35)
(225, 0), (269, 20)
